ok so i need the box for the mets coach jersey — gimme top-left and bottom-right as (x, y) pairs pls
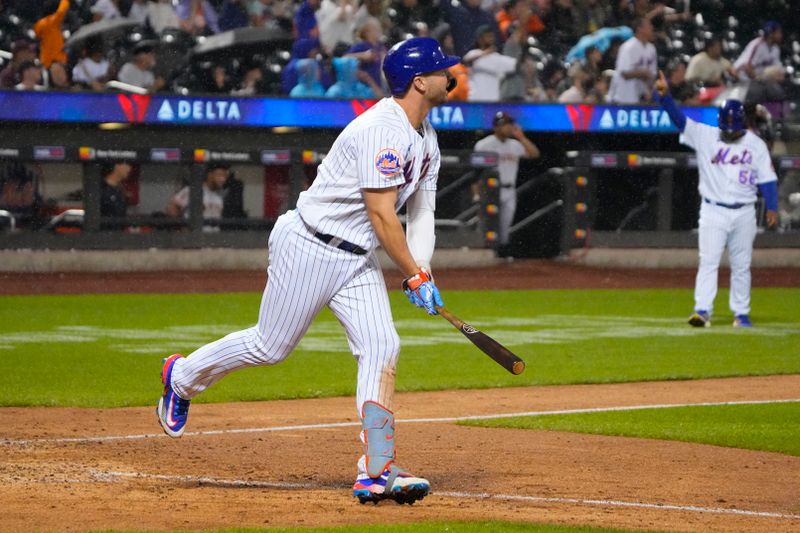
(296, 97), (441, 251)
(680, 118), (777, 205)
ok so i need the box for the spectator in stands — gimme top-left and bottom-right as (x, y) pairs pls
(177, 0), (221, 35)
(204, 64), (233, 93)
(538, 60), (567, 101)
(607, 17), (656, 104)
(46, 61), (72, 91)
(249, 0), (292, 31)
(685, 36), (733, 86)
(582, 45), (602, 80)
(664, 58), (698, 104)
(294, 0), (321, 39)
(91, 0), (122, 20)
(100, 160), (132, 219)
(733, 21), (785, 103)
(166, 162), (230, 220)
(146, 0), (180, 34)
(0, 39), (38, 89)
(346, 18), (385, 89)
(316, 0), (357, 55)
(33, 0), (69, 69)
(558, 62), (594, 103)
(128, 0), (149, 24)
(495, 0), (544, 42)
(387, 0), (438, 44)
(573, 0), (611, 36)
(72, 38), (111, 91)
(281, 37), (331, 94)
(463, 25), (517, 101)
(352, 0), (385, 41)
(440, 0), (499, 57)
(290, 58), (326, 96)
(118, 41), (166, 93)
(231, 63), (264, 95)
(599, 36), (623, 72)
(495, 4), (536, 101)
(325, 56), (379, 98)
(15, 61), (45, 91)
(432, 23), (469, 101)
(219, 0), (250, 31)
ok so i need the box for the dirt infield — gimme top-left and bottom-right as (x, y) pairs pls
(2, 377), (800, 533)
(1, 260), (799, 533)
(0, 260), (798, 294)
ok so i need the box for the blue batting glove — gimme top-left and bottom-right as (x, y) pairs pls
(402, 269), (444, 315)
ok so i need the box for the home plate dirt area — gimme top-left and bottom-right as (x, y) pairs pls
(1, 376), (799, 533)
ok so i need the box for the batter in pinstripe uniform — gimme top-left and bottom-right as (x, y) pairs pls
(157, 37), (460, 505)
(654, 71), (778, 328)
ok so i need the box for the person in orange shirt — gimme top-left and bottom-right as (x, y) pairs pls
(33, 0), (70, 69)
(496, 0), (544, 41)
(432, 23), (469, 101)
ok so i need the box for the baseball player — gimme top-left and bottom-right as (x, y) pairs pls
(157, 37), (460, 505)
(474, 111), (539, 255)
(654, 71), (778, 328)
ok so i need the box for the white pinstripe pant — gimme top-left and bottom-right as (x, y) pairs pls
(171, 209), (401, 416)
(694, 202), (757, 316)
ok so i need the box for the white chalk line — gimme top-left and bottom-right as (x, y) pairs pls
(94, 470), (800, 521)
(2, 398), (799, 446)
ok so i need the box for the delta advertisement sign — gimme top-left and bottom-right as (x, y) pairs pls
(0, 91), (718, 132)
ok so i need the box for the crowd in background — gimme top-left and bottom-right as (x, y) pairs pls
(0, 0), (796, 105)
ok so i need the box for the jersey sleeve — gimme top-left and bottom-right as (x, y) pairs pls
(678, 117), (708, 150)
(754, 140), (778, 184)
(511, 139), (526, 158)
(354, 125), (408, 189)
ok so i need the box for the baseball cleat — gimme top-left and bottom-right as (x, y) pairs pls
(353, 467), (430, 505)
(688, 310), (710, 328)
(157, 354), (190, 438)
(733, 314), (753, 328)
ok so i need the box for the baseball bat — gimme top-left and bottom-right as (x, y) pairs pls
(435, 306), (525, 375)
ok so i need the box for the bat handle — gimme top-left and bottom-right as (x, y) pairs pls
(435, 305), (462, 328)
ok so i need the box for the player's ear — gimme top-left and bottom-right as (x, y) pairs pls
(412, 75), (426, 94)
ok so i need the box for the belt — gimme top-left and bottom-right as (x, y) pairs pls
(703, 197), (748, 209)
(314, 231), (368, 255)
(500, 184), (515, 188)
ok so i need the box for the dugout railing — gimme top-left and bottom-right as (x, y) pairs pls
(0, 146), (501, 251)
(560, 151), (800, 254)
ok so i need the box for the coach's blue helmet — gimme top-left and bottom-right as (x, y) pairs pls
(382, 37), (461, 96)
(718, 99), (746, 132)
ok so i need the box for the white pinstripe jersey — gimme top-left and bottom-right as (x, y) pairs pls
(680, 118), (777, 205)
(296, 97), (441, 251)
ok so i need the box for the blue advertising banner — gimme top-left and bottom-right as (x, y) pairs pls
(0, 91), (719, 132)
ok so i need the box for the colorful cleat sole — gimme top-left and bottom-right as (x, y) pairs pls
(354, 482), (429, 505)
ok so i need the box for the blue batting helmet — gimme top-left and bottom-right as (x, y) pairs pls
(718, 99), (745, 132)
(382, 37), (461, 97)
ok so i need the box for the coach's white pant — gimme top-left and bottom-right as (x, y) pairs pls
(694, 202), (757, 316)
(499, 187), (517, 246)
(170, 209), (401, 413)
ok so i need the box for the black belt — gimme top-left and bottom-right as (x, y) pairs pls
(314, 231), (368, 255)
(500, 184), (515, 188)
(703, 197), (748, 209)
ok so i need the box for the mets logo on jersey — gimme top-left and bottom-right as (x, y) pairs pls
(375, 148), (402, 177)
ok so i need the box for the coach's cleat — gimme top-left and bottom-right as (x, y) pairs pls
(353, 466), (430, 505)
(688, 310), (710, 328)
(157, 354), (190, 438)
(733, 314), (753, 328)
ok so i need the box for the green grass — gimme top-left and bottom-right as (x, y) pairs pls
(462, 402), (800, 456)
(91, 521), (649, 533)
(1, 288), (798, 407)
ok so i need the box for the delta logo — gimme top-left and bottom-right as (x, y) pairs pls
(79, 147), (96, 161)
(375, 148), (402, 177)
(566, 104), (594, 131)
(117, 94), (151, 123)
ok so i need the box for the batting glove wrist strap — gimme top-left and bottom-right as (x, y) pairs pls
(402, 268), (443, 315)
